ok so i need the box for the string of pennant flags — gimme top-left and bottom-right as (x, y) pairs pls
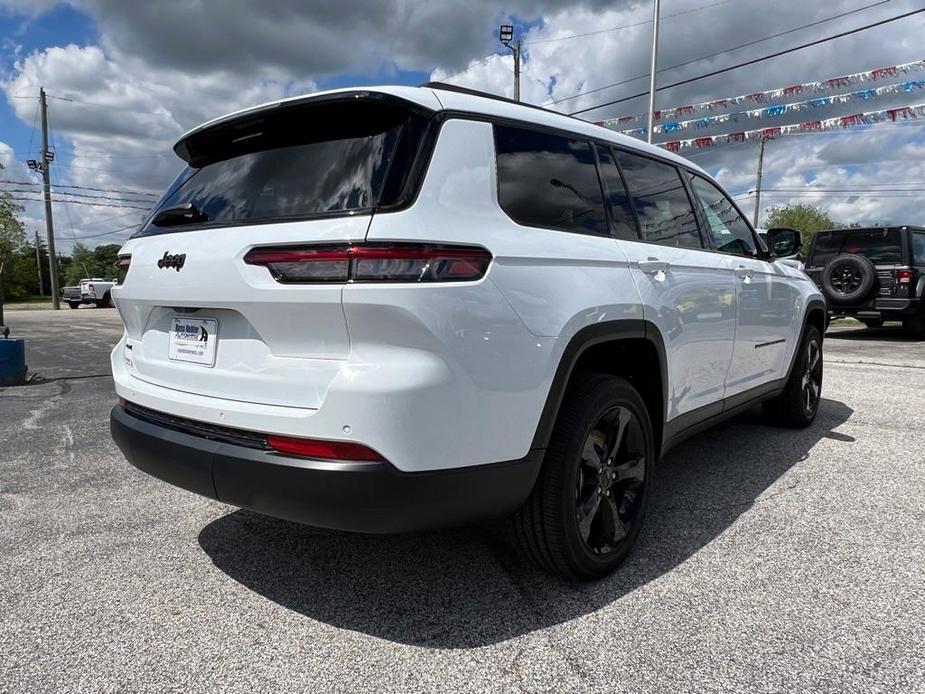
(597, 58), (925, 128)
(658, 102), (925, 153)
(617, 79), (925, 138)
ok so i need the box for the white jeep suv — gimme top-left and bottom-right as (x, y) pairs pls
(110, 84), (825, 580)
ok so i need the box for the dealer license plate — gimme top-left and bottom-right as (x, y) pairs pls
(168, 317), (218, 367)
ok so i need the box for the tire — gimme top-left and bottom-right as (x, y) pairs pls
(860, 317), (884, 329)
(763, 324), (823, 428)
(821, 254), (876, 305)
(101, 292), (113, 308)
(510, 374), (654, 580)
(903, 312), (925, 339)
(67, 302), (81, 309)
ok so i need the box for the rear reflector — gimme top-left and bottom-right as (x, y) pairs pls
(244, 243), (491, 283)
(897, 269), (913, 284)
(266, 434), (385, 462)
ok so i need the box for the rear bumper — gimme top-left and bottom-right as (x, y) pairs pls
(110, 404), (543, 533)
(829, 297), (921, 317)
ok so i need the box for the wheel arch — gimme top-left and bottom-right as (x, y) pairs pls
(530, 320), (668, 459)
(784, 298), (827, 384)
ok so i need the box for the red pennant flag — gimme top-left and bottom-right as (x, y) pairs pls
(840, 114), (863, 127)
(782, 85), (804, 97)
(826, 76), (851, 88)
(618, 116), (634, 124)
(727, 132), (746, 143)
(887, 107), (914, 121)
(760, 127), (781, 139)
(871, 66), (898, 80)
(798, 120), (822, 131)
(694, 137), (714, 149)
(747, 92), (766, 103)
(664, 141), (681, 152)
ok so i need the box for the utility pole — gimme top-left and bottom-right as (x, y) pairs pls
(34, 231), (44, 296)
(646, 0), (661, 144)
(752, 136), (767, 228)
(38, 87), (60, 309)
(499, 25), (521, 102)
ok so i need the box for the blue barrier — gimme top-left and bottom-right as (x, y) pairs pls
(0, 338), (26, 386)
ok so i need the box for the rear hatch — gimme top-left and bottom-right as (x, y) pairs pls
(114, 91), (437, 409)
(806, 228), (909, 301)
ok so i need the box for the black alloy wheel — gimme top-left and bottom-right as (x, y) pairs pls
(511, 374), (653, 580)
(829, 263), (863, 295)
(574, 406), (646, 556)
(763, 323), (823, 428)
(801, 335), (823, 418)
(821, 254), (876, 304)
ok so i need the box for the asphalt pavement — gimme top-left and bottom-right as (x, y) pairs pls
(1, 308), (923, 692)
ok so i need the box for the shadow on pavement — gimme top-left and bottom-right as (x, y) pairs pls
(199, 398), (853, 649)
(827, 324), (915, 342)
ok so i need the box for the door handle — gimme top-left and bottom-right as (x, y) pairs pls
(734, 266), (753, 279)
(639, 260), (671, 275)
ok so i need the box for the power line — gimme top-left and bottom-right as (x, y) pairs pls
(55, 223), (141, 242)
(44, 93), (176, 119)
(6, 195), (150, 210)
(555, 0), (904, 112)
(1, 179), (160, 197)
(525, 0), (733, 45)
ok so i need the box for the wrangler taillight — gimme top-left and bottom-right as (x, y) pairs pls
(243, 244), (492, 284)
(897, 269), (913, 284)
(115, 255), (131, 285)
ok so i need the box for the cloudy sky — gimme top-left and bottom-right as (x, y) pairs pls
(1, 0), (923, 251)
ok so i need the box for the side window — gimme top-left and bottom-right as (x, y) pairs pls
(688, 175), (758, 257)
(913, 231), (925, 264)
(494, 124), (609, 236)
(594, 144), (639, 240)
(614, 151), (702, 249)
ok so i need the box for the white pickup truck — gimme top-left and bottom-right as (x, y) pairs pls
(62, 278), (117, 309)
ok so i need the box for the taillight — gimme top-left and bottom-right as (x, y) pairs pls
(115, 255), (131, 285)
(244, 243), (492, 284)
(897, 269), (913, 284)
(266, 434), (385, 462)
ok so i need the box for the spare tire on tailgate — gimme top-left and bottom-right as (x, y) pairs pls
(821, 254), (876, 304)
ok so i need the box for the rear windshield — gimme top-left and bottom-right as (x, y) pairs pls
(136, 98), (427, 236)
(809, 229), (903, 266)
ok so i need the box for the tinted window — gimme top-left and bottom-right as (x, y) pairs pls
(139, 100), (418, 235)
(689, 175), (757, 257)
(810, 229), (903, 266)
(595, 145), (639, 240)
(495, 125), (609, 236)
(615, 152), (702, 248)
(913, 231), (925, 264)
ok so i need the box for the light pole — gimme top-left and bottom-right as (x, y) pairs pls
(499, 24), (521, 102)
(646, 0), (661, 144)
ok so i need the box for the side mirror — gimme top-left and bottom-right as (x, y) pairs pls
(766, 227), (802, 258)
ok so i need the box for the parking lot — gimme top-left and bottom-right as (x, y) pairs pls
(1, 308), (923, 692)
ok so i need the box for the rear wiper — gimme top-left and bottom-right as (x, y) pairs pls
(152, 203), (208, 227)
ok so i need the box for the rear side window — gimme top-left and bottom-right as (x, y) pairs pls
(494, 124), (609, 236)
(594, 145), (639, 240)
(913, 231), (925, 263)
(138, 99), (426, 235)
(615, 151), (702, 249)
(810, 229), (903, 266)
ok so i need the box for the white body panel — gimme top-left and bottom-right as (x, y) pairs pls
(112, 85), (823, 474)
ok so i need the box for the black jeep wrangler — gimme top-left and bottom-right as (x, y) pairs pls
(805, 226), (925, 338)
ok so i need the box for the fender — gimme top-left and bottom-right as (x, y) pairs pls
(529, 319), (668, 452)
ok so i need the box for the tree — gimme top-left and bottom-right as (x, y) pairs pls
(0, 164), (27, 325)
(65, 242), (121, 284)
(763, 203), (837, 248)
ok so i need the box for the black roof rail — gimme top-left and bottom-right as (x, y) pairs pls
(422, 81), (589, 122)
